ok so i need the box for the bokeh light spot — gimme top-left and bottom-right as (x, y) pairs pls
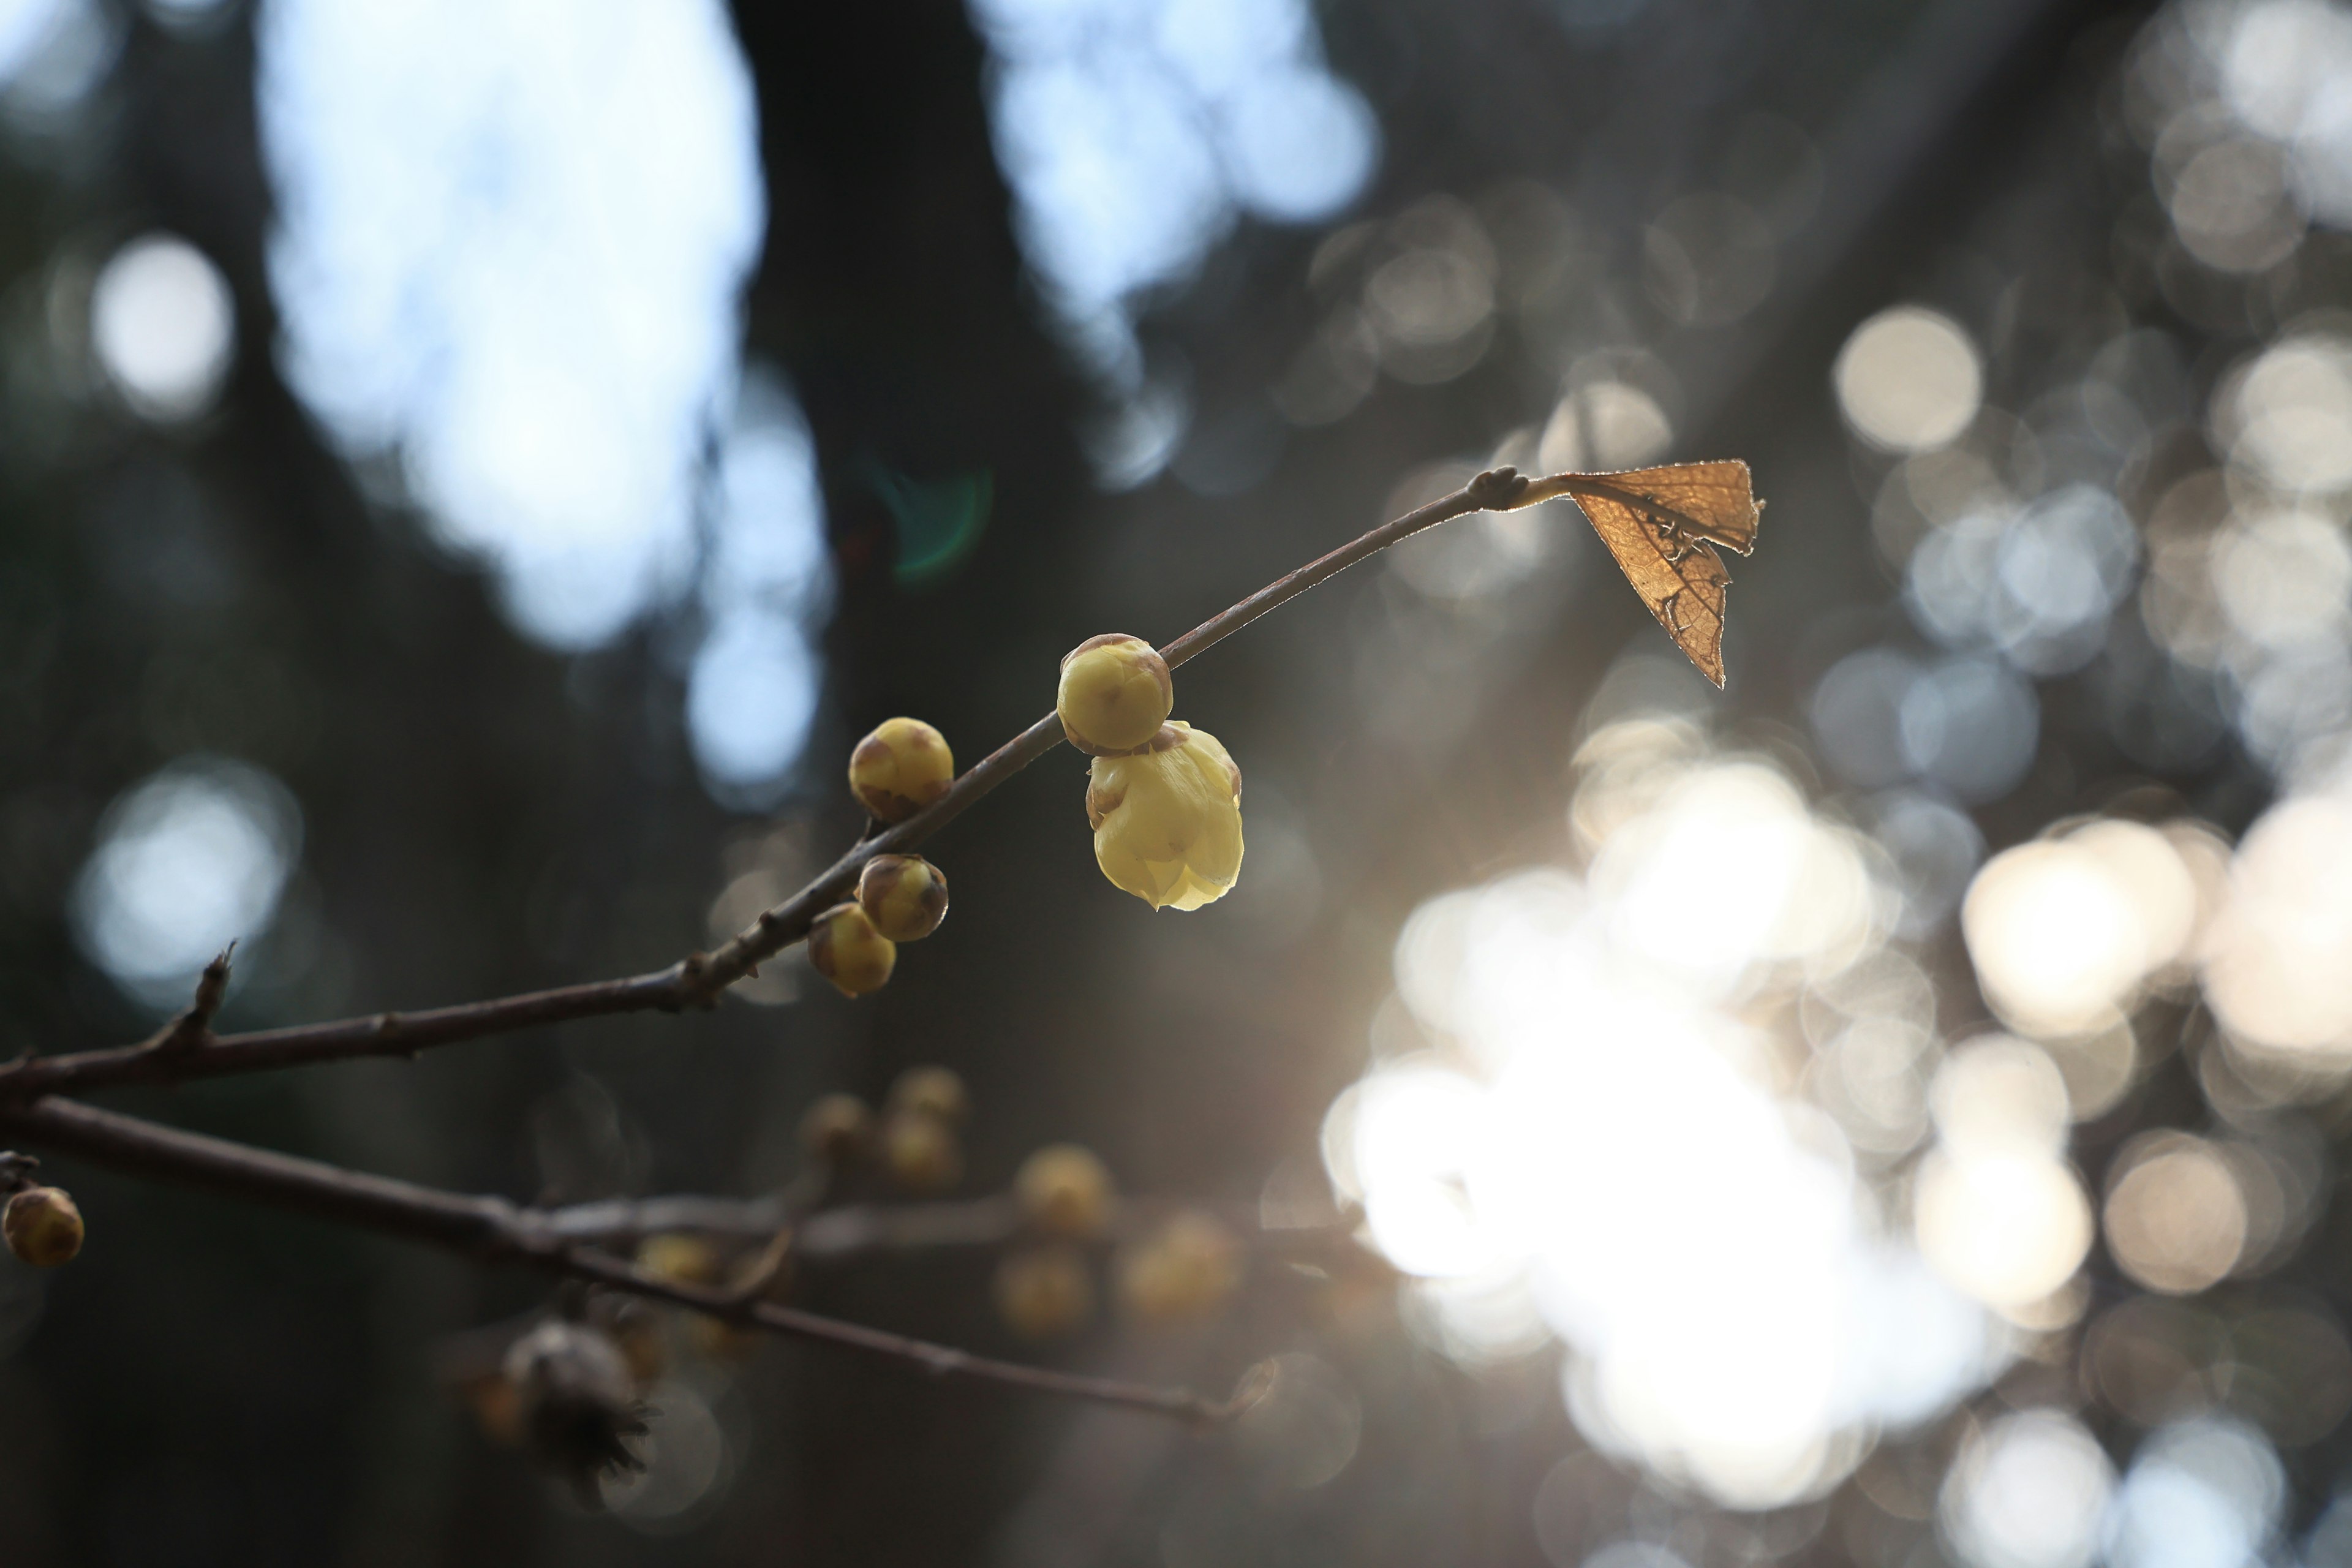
(1940, 1410), (2115, 1568)
(1835, 306), (1983, 453)
(2103, 1133), (2249, 1295)
(257, 0), (765, 649)
(90, 234), (235, 422)
(70, 757), (302, 1010)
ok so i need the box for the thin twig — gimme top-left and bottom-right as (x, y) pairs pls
(0, 470), (1515, 1101)
(146, 944), (234, 1055)
(0, 1096), (1243, 1424)
(542, 1191), (1371, 1269)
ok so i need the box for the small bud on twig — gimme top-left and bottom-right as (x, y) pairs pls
(4, 1186), (83, 1267)
(1014, 1144), (1114, 1239)
(880, 1110), (962, 1193)
(635, 1232), (723, 1288)
(847, 717), (955, 823)
(807, 903), (895, 997)
(1057, 635), (1174, 756)
(857, 854), (950, 942)
(799, 1093), (874, 1166)
(886, 1066), (968, 1125)
(995, 1244), (1095, 1339)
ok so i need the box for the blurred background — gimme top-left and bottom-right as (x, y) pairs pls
(7, 0), (2352, 1561)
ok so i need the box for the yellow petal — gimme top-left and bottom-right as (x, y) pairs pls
(1087, 722), (1245, 910)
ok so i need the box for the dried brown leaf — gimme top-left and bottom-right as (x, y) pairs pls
(1508, 461), (1764, 688)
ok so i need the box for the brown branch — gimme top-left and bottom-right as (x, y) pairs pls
(544, 1191), (1372, 1269)
(0, 1095), (1245, 1424)
(0, 469), (1515, 1102)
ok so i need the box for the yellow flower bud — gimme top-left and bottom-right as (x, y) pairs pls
(848, 717), (954, 823)
(886, 1065), (969, 1123)
(1118, 1210), (1241, 1324)
(799, 1093), (873, 1164)
(635, 1232), (722, 1287)
(858, 854), (950, 942)
(636, 1234), (772, 1361)
(808, 902), (895, 997)
(1085, 722), (1244, 910)
(881, 1110), (963, 1192)
(1057, 635), (1174, 755)
(3, 1186), (81, 1267)
(1014, 1144), (1114, 1238)
(995, 1245), (1095, 1340)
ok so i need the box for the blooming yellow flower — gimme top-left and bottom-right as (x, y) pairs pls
(1084, 722), (1243, 910)
(1057, 634), (1173, 755)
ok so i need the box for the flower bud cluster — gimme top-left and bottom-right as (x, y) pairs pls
(778, 1069), (973, 1200)
(1058, 637), (1244, 911)
(810, 720), (957, 998)
(985, 1142), (1117, 1339)
(984, 1149), (1251, 1337)
(880, 1066), (968, 1192)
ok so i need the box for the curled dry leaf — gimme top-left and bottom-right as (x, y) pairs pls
(1507, 461), (1764, 688)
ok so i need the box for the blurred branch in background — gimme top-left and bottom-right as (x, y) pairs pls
(0, 1095), (1245, 1425)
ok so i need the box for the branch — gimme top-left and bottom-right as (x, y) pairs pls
(0, 1096), (1246, 1425)
(543, 1191), (1373, 1270)
(0, 469), (1517, 1101)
